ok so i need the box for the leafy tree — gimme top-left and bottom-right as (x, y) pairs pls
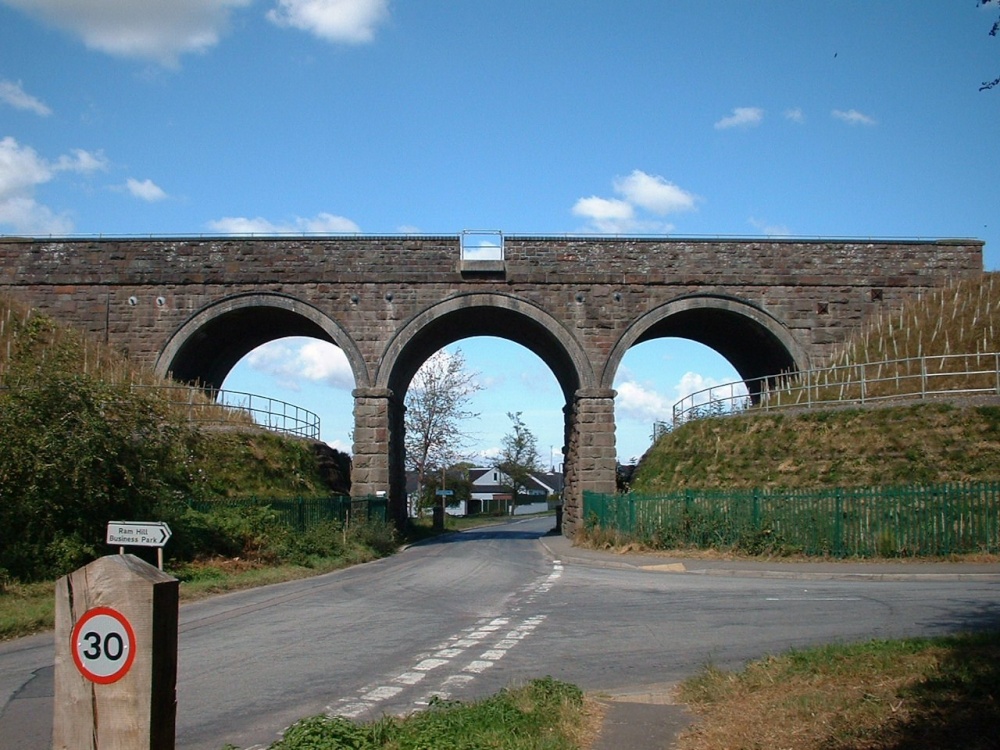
(422, 464), (473, 511)
(494, 412), (541, 507)
(404, 349), (482, 504)
(981, 0), (1000, 91)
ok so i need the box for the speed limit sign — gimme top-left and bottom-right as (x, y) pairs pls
(71, 606), (137, 684)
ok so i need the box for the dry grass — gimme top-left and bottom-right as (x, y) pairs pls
(635, 402), (1000, 492)
(676, 633), (1000, 750)
(0, 294), (253, 428)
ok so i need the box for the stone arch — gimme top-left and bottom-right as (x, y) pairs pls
(603, 293), (809, 400)
(364, 293), (597, 527)
(377, 293), (595, 399)
(154, 292), (369, 391)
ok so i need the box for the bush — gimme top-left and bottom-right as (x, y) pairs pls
(0, 374), (182, 580)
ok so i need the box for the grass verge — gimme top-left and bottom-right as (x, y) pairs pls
(676, 630), (1000, 750)
(224, 677), (601, 750)
(0, 552), (384, 641)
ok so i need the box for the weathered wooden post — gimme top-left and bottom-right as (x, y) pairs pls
(53, 554), (179, 750)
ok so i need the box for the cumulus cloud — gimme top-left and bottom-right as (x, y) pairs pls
(267, 0), (389, 43)
(125, 177), (168, 202)
(207, 212), (361, 234)
(832, 108), (877, 126)
(0, 79), (52, 116)
(0, 0), (251, 66)
(614, 380), (673, 423)
(614, 370), (749, 427)
(0, 136), (106, 234)
(614, 170), (697, 215)
(572, 170), (697, 234)
(714, 106), (764, 130)
(246, 338), (355, 391)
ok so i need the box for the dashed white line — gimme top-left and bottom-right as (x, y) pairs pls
(326, 560), (562, 719)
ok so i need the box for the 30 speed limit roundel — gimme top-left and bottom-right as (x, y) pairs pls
(71, 607), (137, 684)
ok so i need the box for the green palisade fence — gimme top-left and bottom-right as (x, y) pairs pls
(187, 495), (388, 531)
(583, 481), (1000, 557)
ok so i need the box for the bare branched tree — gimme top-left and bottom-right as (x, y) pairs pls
(495, 411), (541, 508)
(404, 348), (482, 504)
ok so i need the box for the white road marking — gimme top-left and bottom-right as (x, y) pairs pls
(326, 559), (562, 719)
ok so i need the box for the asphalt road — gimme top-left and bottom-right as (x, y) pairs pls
(2, 515), (999, 749)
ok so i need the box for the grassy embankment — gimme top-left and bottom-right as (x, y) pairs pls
(0, 295), (389, 640)
(634, 272), (1000, 494)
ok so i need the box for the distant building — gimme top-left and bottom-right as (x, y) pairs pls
(406, 467), (564, 517)
(463, 467), (564, 517)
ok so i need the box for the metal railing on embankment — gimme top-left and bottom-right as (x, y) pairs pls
(134, 386), (321, 440)
(671, 352), (1000, 428)
(583, 482), (1000, 558)
(187, 495), (388, 530)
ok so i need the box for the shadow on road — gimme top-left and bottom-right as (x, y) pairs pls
(411, 525), (558, 545)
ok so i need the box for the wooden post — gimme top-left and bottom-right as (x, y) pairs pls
(53, 554), (179, 750)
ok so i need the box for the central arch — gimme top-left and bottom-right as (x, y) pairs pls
(374, 293), (597, 526)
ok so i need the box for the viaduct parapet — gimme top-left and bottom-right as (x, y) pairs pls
(0, 235), (983, 535)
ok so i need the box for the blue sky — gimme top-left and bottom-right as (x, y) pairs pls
(2, 1), (998, 464)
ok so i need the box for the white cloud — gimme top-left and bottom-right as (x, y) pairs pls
(832, 108), (877, 126)
(0, 80), (52, 116)
(0, 138), (53, 201)
(267, 0), (389, 44)
(0, 0), (252, 66)
(749, 217), (793, 236)
(126, 177), (168, 202)
(672, 371), (748, 411)
(614, 370), (749, 427)
(615, 380), (673, 423)
(246, 338), (354, 390)
(55, 148), (108, 174)
(714, 106), (764, 130)
(0, 136), (106, 234)
(783, 107), (804, 123)
(572, 170), (697, 234)
(208, 212), (361, 234)
(614, 170), (697, 215)
(0, 197), (73, 235)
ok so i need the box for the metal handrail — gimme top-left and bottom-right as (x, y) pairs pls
(129, 385), (321, 440)
(671, 352), (1000, 427)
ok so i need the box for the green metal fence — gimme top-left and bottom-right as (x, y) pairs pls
(583, 482), (1000, 557)
(187, 495), (388, 531)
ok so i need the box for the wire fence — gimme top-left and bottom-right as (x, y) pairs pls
(583, 482), (1000, 558)
(671, 352), (1000, 428)
(186, 495), (388, 531)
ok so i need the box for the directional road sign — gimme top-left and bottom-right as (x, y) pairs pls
(106, 521), (172, 548)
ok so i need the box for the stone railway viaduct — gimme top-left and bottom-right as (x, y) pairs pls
(0, 235), (983, 535)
